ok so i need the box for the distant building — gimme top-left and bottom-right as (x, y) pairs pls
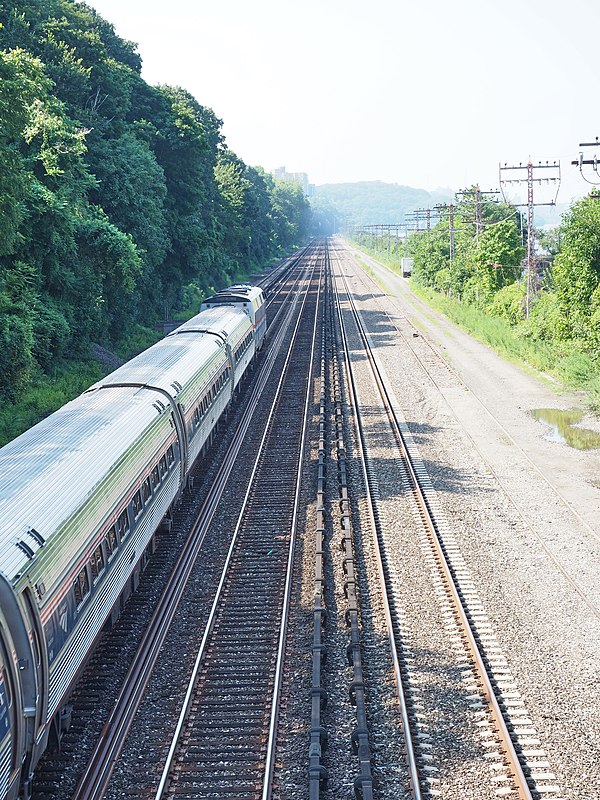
(272, 166), (312, 197)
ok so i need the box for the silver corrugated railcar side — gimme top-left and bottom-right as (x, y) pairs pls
(0, 385), (182, 790)
(93, 306), (251, 473)
(0, 614), (20, 800)
(169, 305), (254, 394)
(0, 297), (262, 800)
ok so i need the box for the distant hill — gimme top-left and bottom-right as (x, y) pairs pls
(311, 181), (453, 226)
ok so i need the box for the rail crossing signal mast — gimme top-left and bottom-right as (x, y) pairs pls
(499, 159), (561, 318)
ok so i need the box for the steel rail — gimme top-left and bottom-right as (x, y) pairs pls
(330, 247), (423, 800)
(333, 246), (535, 800)
(344, 246), (600, 623)
(262, 257), (323, 800)
(349, 241), (600, 546)
(71, 258), (313, 800)
(154, 258), (319, 800)
(326, 256), (375, 800)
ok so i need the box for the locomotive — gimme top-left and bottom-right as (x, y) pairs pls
(0, 285), (266, 800)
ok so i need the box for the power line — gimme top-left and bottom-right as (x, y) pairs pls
(571, 136), (600, 188)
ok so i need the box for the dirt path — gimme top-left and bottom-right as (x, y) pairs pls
(346, 240), (600, 537)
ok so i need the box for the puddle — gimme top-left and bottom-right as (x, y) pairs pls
(531, 408), (600, 450)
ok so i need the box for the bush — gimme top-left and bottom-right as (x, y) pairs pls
(112, 324), (162, 360)
(0, 305), (34, 400)
(32, 295), (71, 369)
(488, 281), (525, 325)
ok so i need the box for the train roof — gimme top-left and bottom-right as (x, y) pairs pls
(201, 284), (263, 306)
(91, 306), (250, 397)
(0, 386), (171, 581)
(168, 305), (251, 338)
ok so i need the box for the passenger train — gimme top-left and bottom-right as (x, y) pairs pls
(0, 285), (266, 800)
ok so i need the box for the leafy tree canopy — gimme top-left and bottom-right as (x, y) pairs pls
(0, 1), (311, 403)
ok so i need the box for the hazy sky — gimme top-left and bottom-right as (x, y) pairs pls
(85, 0), (597, 203)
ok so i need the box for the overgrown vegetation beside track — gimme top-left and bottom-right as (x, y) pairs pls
(0, 1), (311, 406)
(0, 359), (105, 446)
(350, 191), (600, 411)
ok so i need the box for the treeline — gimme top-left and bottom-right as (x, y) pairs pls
(0, 1), (311, 401)
(354, 188), (600, 360)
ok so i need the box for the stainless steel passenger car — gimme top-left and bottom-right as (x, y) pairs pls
(0, 286), (266, 800)
(200, 284), (267, 350)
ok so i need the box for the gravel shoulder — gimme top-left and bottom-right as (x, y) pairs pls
(339, 239), (600, 800)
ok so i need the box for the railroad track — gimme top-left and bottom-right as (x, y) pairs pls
(342, 239), (600, 619)
(153, 259), (322, 799)
(32, 248), (320, 800)
(329, 241), (561, 800)
(32, 238), (564, 800)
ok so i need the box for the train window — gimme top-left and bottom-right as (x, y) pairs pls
(106, 526), (118, 556)
(142, 477), (152, 502)
(90, 546), (105, 580)
(159, 455), (167, 478)
(167, 445), (175, 465)
(73, 568), (90, 607)
(151, 465), (160, 489)
(117, 509), (130, 540)
(1, 665), (11, 708)
(133, 490), (143, 518)
(193, 407), (200, 426)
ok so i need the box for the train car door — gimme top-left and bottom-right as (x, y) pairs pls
(21, 589), (48, 755)
(0, 627), (20, 800)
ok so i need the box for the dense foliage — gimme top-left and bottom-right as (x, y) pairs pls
(0, 1), (311, 401)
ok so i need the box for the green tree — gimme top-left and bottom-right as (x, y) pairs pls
(549, 195), (600, 347)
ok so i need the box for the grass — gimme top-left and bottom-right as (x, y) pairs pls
(0, 360), (107, 447)
(408, 284), (600, 406)
(112, 324), (163, 360)
(0, 323), (164, 447)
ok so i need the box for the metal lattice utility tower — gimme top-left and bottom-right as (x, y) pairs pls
(571, 136), (600, 187)
(499, 159), (561, 317)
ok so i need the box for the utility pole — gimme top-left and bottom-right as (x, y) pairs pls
(499, 159), (560, 317)
(455, 186), (500, 237)
(406, 208), (439, 233)
(434, 202), (459, 263)
(571, 136), (600, 188)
